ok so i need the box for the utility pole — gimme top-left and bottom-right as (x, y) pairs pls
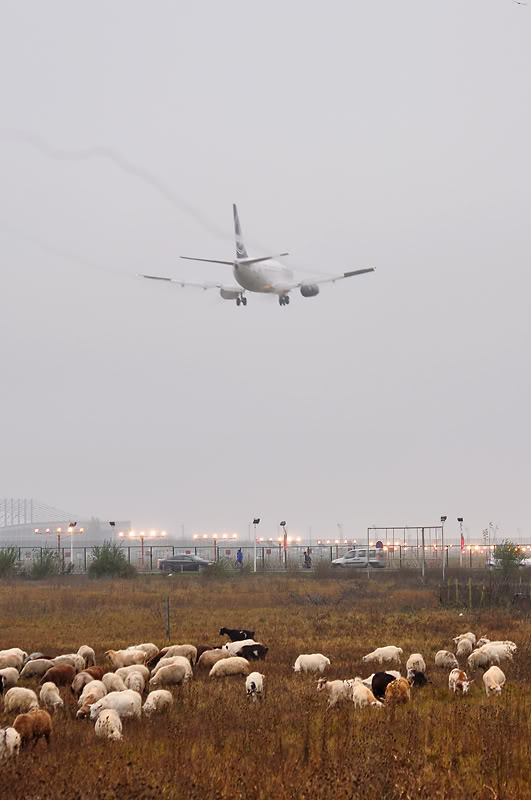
(441, 516), (447, 582)
(458, 518), (464, 568)
(253, 518), (260, 573)
(421, 527), (426, 581)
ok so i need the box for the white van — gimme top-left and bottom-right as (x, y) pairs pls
(331, 548), (385, 569)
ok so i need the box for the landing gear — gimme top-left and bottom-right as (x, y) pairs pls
(279, 295), (290, 306)
(236, 294), (247, 307)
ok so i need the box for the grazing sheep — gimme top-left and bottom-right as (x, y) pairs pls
(195, 646), (214, 664)
(151, 655), (193, 680)
(238, 644), (269, 661)
(76, 681), (108, 718)
(71, 669), (104, 697)
(89, 690), (142, 721)
(0, 649), (26, 671)
(149, 663), (189, 688)
(147, 645), (196, 669)
(197, 650), (231, 669)
(483, 666), (506, 697)
(449, 669), (472, 695)
(0, 668), (20, 691)
(13, 710), (52, 748)
(456, 639), (473, 658)
(351, 677), (383, 708)
(371, 672), (399, 700)
(384, 677), (411, 705)
(77, 645), (96, 669)
(409, 671), (429, 688)
(3, 687), (39, 714)
(468, 649), (490, 671)
(406, 654), (426, 678)
(127, 643), (159, 661)
(39, 682), (64, 713)
(38, 665), (76, 688)
(94, 708), (123, 741)
(435, 651), (459, 669)
(143, 690), (174, 717)
(316, 678), (350, 709)
(52, 654), (85, 673)
(102, 673), (127, 693)
(453, 632), (476, 647)
(209, 656), (250, 679)
(362, 646), (403, 668)
(124, 671), (145, 694)
(222, 639), (258, 657)
(23, 652), (49, 665)
(104, 649), (146, 669)
(246, 672), (265, 702)
(115, 664), (150, 681)
(20, 659), (55, 680)
(219, 627), (255, 642)
(0, 727), (21, 760)
(476, 637), (491, 648)
(361, 670), (401, 688)
(480, 643), (514, 665)
(293, 654), (331, 674)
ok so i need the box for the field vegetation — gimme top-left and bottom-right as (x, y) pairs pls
(1, 573), (531, 799)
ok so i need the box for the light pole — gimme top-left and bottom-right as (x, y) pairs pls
(280, 521), (287, 569)
(441, 516), (447, 581)
(253, 518), (260, 573)
(119, 530), (167, 571)
(458, 518), (464, 568)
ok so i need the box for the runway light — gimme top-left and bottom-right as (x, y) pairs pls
(46, 528), (50, 533)
(232, 534), (237, 539)
(118, 532), (124, 538)
(334, 539), (339, 544)
(34, 528), (39, 533)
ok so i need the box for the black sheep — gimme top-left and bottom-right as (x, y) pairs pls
(219, 627), (255, 642)
(238, 644), (268, 661)
(371, 672), (397, 700)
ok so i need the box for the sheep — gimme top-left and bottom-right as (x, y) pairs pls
(195, 646), (215, 664)
(147, 644), (196, 669)
(142, 690), (174, 717)
(115, 664), (150, 681)
(38, 665), (76, 688)
(467, 649), (490, 672)
(0, 649), (26, 671)
(71, 669), (105, 697)
(13, 710), (52, 748)
(316, 678), (351, 709)
(406, 654), (426, 679)
(94, 709), (123, 741)
(149, 663), (189, 688)
(435, 651), (459, 669)
(293, 654), (331, 674)
(453, 632), (476, 647)
(104, 649), (146, 669)
(480, 643), (514, 664)
(209, 656), (250, 679)
(77, 645), (96, 668)
(219, 627), (255, 642)
(0, 668), (19, 691)
(449, 669), (472, 695)
(89, 690), (142, 721)
(53, 654), (85, 673)
(483, 666), (506, 697)
(351, 677), (383, 708)
(3, 687), (39, 714)
(238, 644), (269, 661)
(127, 643), (159, 661)
(476, 637), (491, 648)
(361, 670), (401, 688)
(102, 673), (127, 693)
(456, 639), (473, 658)
(0, 727), (21, 760)
(385, 678), (411, 705)
(76, 681), (108, 718)
(39, 682), (64, 713)
(151, 655), (193, 679)
(246, 672), (265, 702)
(20, 659), (55, 680)
(222, 639), (258, 657)
(409, 671), (429, 688)
(371, 672), (399, 700)
(124, 671), (145, 694)
(197, 650), (231, 669)
(362, 646), (403, 668)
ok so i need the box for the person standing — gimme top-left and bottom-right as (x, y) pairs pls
(236, 548), (243, 568)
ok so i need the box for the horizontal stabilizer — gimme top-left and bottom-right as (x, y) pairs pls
(237, 253), (289, 266)
(180, 256), (234, 265)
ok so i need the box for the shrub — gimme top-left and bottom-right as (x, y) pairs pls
(26, 547), (61, 579)
(0, 546), (18, 577)
(200, 560), (232, 581)
(492, 540), (528, 578)
(88, 541), (137, 578)
(312, 559), (335, 579)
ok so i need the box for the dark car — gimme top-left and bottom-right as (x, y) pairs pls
(158, 554), (212, 572)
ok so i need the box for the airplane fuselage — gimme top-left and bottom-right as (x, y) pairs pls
(233, 260), (293, 294)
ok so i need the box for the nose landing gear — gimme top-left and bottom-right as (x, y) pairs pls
(279, 295), (290, 306)
(236, 294), (247, 307)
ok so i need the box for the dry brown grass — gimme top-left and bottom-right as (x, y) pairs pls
(1, 575), (531, 799)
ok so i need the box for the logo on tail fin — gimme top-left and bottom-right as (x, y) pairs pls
(233, 204), (248, 260)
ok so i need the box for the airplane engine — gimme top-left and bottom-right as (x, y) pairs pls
(300, 283), (320, 298)
(220, 288), (241, 300)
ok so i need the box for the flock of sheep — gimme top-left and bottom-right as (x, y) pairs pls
(0, 626), (516, 760)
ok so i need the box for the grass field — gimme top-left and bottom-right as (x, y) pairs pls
(1, 573), (531, 800)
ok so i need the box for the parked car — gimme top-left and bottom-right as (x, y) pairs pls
(331, 548), (385, 569)
(158, 554), (213, 572)
(486, 556), (531, 569)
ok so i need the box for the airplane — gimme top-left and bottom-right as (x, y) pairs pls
(137, 204), (375, 307)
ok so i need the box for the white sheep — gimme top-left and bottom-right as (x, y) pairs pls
(246, 672), (265, 702)
(104, 649), (146, 669)
(456, 639), (473, 658)
(3, 687), (39, 714)
(149, 663), (189, 688)
(102, 673), (127, 693)
(222, 639), (258, 657)
(483, 666), (506, 697)
(351, 677), (383, 708)
(77, 645), (96, 668)
(151, 656), (193, 680)
(39, 682), (64, 713)
(127, 643), (159, 661)
(0, 649), (26, 671)
(476, 637), (491, 648)
(361, 670), (401, 688)
(435, 650), (459, 669)
(0, 727), (21, 760)
(53, 654), (85, 673)
(20, 659), (55, 680)
(89, 690), (142, 721)
(197, 650), (231, 669)
(124, 671), (145, 694)
(142, 690), (174, 717)
(76, 681), (108, 719)
(94, 708), (123, 741)
(362, 646), (403, 668)
(406, 654), (426, 678)
(467, 649), (490, 671)
(155, 645), (197, 665)
(209, 656), (250, 679)
(481, 643), (514, 662)
(0, 668), (20, 690)
(316, 678), (351, 709)
(115, 665), (150, 681)
(453, 632), (476, 647)
(468, 644), (513, 671)
(293, 654), (331, 674)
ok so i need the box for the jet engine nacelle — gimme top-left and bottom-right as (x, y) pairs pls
(220, 288), (241, 300)
(300, 283), (320, 298)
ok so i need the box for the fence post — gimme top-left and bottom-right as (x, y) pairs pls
(480, 584), (485, 607)
(455, 578), (459, 604)
(164, 596), (170, 641)
(468, 578), (472, 609)
(84, 547), (87, 572)
(150, 548), (153, 571)
(448, 578), (450, 603)
(399, 545), (402, 569)
(128, 547), (131, 563)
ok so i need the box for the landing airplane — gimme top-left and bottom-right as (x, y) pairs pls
(138, 204), (375, 306)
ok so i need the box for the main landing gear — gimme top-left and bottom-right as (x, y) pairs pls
(279, 295), (290, 306)
(236, 294), (247, 307)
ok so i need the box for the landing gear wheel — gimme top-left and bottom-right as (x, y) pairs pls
(242, 296), (247, 306)
(236, 297), (241, 306)
(279, 295), (290, 306)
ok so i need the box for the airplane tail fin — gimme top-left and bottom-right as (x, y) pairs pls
(233, 204), (248, 260)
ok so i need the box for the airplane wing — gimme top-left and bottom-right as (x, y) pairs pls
(136, 273), (242, 293)
(277, 267), (375, 293)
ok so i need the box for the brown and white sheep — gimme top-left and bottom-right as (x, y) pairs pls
(13, 710), (52, 747)
(384, 677), (411, 705)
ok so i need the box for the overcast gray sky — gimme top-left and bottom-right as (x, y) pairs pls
(1, 1), (530, 544)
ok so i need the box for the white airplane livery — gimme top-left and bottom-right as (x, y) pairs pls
(138, 204), (375, 306)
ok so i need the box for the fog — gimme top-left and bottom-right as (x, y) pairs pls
(1, 1), (530, 543)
